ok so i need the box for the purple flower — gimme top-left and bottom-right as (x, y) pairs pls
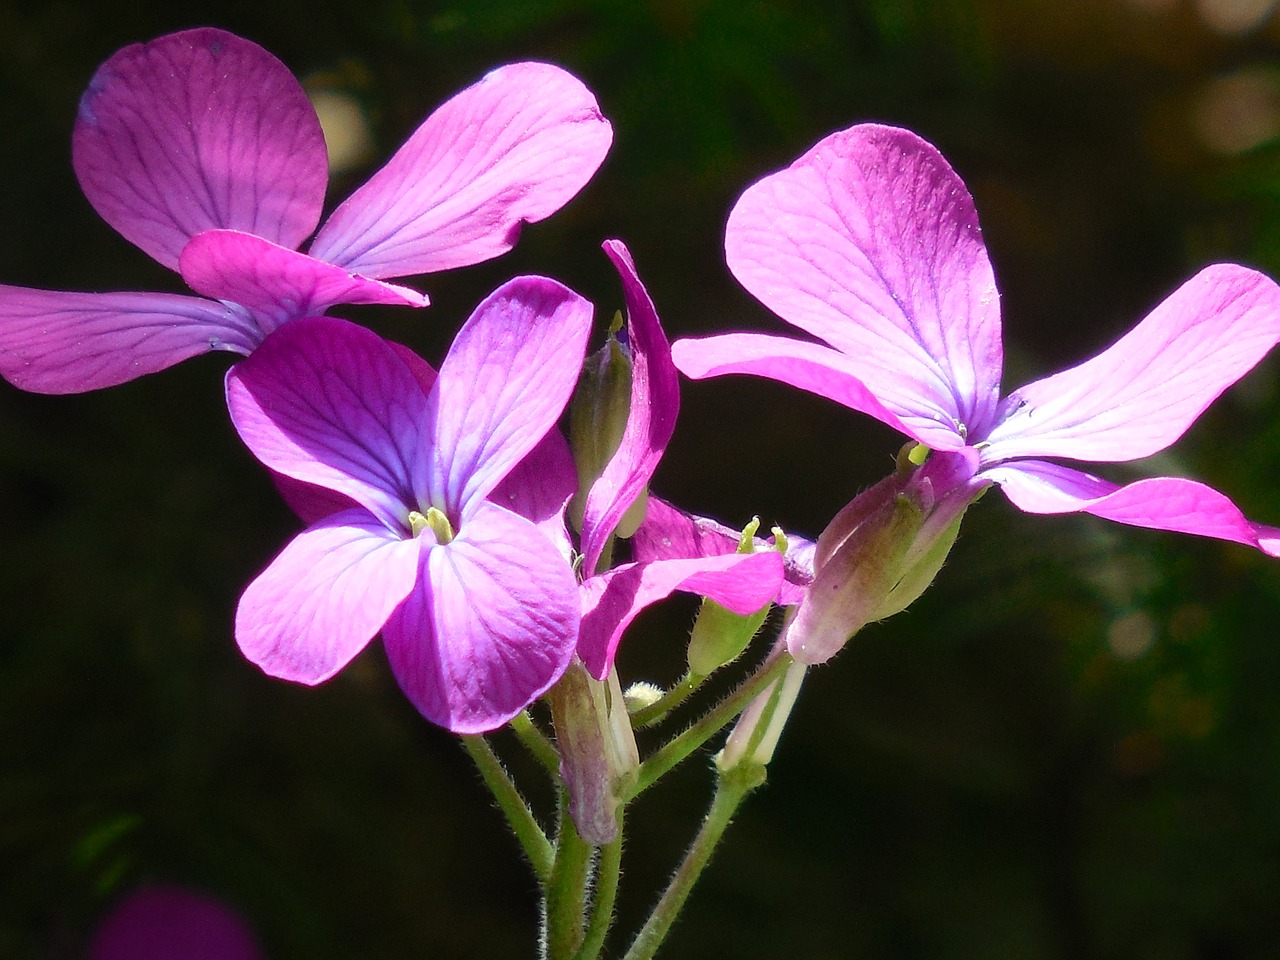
(88, 886), (263, 960)
(568, 242), (785, 680)
(0, 28), (611, 394)
(224, 277), (590, 733)
(674, 123), (1280, 558)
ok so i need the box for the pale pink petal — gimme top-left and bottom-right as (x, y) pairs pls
(225, 316), (431, 532)
(235, 509), (422, 682)
(180, 230), (427, 331)
(672, 332), (967, 450)
(427, 276), (592, 515)
(725, 123), (1002, 439)
(382, 502), (579, 733)
(579, 240), (680, 574)
(982, 264), (1280, 462)
(309, 62), (612, 279)
(984, 459), (1280, 556)
(0, 285), (260, 393)
(73, 28), (327, 270)
(631, 496), (814, 605)
(578, 552), (784, 679)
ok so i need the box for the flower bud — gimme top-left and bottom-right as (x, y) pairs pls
(785, 446), (982, 664)
(547, 660), (639, 845)
(569, 312), (645, 535)
(718, 641), (806, 773)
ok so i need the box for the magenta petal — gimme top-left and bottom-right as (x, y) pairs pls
(272, 339), (441, 525)
(0, 285), (259, 393)
(578, 552), (784, 680)
(984, 460), (1280, 556)
(225, 316), (432, 532)
(428, 276), (592, 514)
(725, 123), (1002, 439)
(180, 230), (428, 330)
(490, 429), (578, 562)
(310, 62), (612, 279)
(235, 509), (422, 682)
(983, 264), (1280, 462)
(73, 28), (327, 270)
(382, 502), (579, 733)
(672, 332), (967, 450)
(578, 240), (680, 575)
(632, 496), (814, 606)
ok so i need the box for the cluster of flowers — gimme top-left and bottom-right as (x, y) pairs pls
(4, 28), (1279, 844)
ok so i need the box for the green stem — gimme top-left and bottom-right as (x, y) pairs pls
(621, 765), (765, 960)
(512, 709), (561, 777)
(630, 671), (706, 728)
(627, 653), (792, 799)
(460, 735), (554, 882)
(571, 808), (624, 960)
(544, 800), (596, 960)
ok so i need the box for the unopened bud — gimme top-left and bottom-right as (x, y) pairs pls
(568, 313), (636, 533)
(547, 661), (639, 845)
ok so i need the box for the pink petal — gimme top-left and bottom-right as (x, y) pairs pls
(427, 276), (592, 515)
(270, 473), (360, 525)
(180, 230), (428, 331)
(490, 429), (578, 562)
(0, 285), (259, 393)
(984, 459), (1280, 556)
(235, 509), (422, 683)
(309, 62), (612, 279)
(579, 240), (680, 574)
(672, 332), (967, 450)
(578, 552), (784, 680)
(271, 341), (441, 525)
(73, 28), (327, 270)
(382, 502), (579, 733)
(225, 316), (431, 532)
(982, 264), (1280, 462)
(631, 496), (815, 606)
(725, 123), (1003, 440)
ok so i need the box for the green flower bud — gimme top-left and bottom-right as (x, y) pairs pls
(568, 312), (634, 533)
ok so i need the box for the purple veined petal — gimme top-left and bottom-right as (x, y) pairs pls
(0, 285), (260, 393)
(225, 316), (432, 532)
(726, 123), (1003, 439)
(490, 428), (578, 562)
(270, 341), (440, 526)
(578, 551), (784, 680)
(180, 231), (428, 332)
(310, 62), (612, 279)
(577, 240), (681, 575)
(632, 496), (815, 605)
(382, 501), (580, 733)
(427, 276), (592, 515)
(983, 459), (1280, 556)
(235, 508), (422, 683)
(73, 28), (328, 271)
(981, 264), (1280, 463)
(672, 331), (968, 451)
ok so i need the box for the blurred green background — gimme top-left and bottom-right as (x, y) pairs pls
(4, 0), (1280, 957)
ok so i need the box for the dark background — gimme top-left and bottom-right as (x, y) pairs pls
(4, 1), (1280, 957)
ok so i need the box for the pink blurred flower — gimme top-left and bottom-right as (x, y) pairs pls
(1, 28), (611, 394)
